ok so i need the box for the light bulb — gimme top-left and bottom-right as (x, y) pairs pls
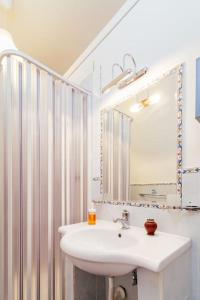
(149, 94), (161, 105)
(130, 102), (143, 113)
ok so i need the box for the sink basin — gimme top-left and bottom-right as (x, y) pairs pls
(59, 220), (191, 277)
(60, 225), (138, 276)
(64, 228), (138, 251)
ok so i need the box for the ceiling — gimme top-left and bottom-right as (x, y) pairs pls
(0, 0), (126, 74)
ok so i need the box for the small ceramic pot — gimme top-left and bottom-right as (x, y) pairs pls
(144, 219), (157, 235)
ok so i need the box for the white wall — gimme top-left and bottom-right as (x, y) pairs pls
(65, 0), (200, 168)
(64, 0), (200, 299)
(0, 9), (7, 26)
(128, 72), (177, 184)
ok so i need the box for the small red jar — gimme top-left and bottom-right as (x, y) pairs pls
(144, 219), (157, 235)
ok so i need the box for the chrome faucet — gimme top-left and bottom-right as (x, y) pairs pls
(113, 210), (129, 229)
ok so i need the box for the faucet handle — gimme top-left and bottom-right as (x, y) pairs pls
(122, 210), (129, 221)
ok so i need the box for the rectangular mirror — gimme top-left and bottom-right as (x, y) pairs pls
(100, 65), (183, 207)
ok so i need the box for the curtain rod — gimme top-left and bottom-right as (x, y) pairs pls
(0, 49), (92, 96)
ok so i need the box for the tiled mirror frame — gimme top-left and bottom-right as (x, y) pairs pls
(95, 64), (184, 210)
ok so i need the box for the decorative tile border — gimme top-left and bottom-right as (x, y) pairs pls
(94, 166), (200, 210)
(177, 64), (184, 201)
(130, 183), (176, 186)
(92, 199), (182, 210)
(182, 167), (200, 174)
(99, 64), (184, 207)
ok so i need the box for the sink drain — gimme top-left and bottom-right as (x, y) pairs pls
(114, 286), (126, 300)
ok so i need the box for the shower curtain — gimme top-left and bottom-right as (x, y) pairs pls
(102, 109), (131, 202)
(0, 55), (88, 300)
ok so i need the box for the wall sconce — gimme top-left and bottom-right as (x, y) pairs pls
(130, 93), (161, 113)
(102, 63), (130, 94)
(118, 53), (148, 89)
(102, 53), (148, 94)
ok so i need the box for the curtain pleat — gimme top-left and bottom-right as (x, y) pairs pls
(0, 55), (88, 300)
(102, 109), (131, 202)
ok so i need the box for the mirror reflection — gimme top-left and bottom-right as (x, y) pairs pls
(101, 67), (182, 205)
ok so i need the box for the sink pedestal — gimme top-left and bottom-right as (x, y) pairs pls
(137, 250), (192, 300)
(107, 277), (114, 300)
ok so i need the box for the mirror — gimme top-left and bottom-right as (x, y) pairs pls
(100, 65), (183, 206)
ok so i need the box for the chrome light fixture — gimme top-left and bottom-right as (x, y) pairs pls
(102, 63), (127, 94)
(118, 53), (147, 89)
(102, 53), (147, 94)
(118, 67), (148, 89)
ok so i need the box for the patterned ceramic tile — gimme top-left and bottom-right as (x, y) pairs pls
(182, 167), (200, 174)
(93, 199), (182, 210)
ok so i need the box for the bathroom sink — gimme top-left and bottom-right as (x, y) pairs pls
(60, 224), (138, 276)
(59, 220), (191, 276)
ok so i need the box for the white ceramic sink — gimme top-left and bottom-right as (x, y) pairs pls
(59, 220), (191, 277)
